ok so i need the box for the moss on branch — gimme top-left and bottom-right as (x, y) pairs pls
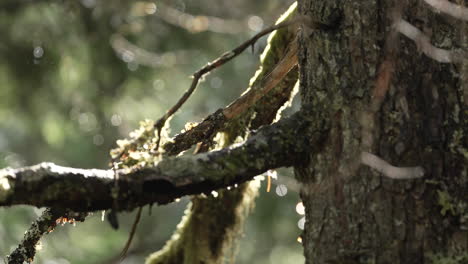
(0, 107), (324, 212)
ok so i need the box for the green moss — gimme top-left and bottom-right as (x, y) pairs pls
(437, 190), (457, 216)
(449, 130), (468, 160)
(110, 119), (172, 171)
(427, 252), (468, 264)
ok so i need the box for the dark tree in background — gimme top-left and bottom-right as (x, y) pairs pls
(0, 0), (467, 264)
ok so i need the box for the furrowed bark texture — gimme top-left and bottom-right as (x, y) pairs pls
(296, 0), (467, 263)
(146, 5), (300, 263)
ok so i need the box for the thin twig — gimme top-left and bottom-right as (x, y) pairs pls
(7, 209), (87, 264)
(119, 206), (142, 261)
(7, 209), (61, 264)
(223, 39), (298, 119)
(153, 17), (301, 148)
(164, 39), (298, 155)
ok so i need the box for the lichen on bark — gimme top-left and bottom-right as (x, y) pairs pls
(296, 0), (467, 263)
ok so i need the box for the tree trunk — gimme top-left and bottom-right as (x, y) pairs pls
(296, 0), (467, 263)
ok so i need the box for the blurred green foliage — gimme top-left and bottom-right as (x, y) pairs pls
(0, 1), (303, 263)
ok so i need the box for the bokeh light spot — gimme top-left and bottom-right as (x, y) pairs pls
(295, 202), (305, 215)
(210, 77), (223, 89)
(298, 217), (305, 230)
(78, 112), (97, 132)
(81, 0), (96, 8)
(247, 16), (263, 31)
(153, 79), (165, 91)
(127, 62), (139, 71)
(122, 50), (135, 63)
(93, 134), (104, 145)
(111, 114), (122, 126)
(275, 184), (287, 196)
(145, 3), (157, 15)
(266, 169), (278, 179)
(161, 53), (176, 66)
(33, 46), (44, 58)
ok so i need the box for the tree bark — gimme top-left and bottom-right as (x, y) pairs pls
(296, 0), (467, 263)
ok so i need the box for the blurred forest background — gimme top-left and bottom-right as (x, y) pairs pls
(0, 0), (305, 263)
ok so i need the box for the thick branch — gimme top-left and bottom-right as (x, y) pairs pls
(0, 108), (323, 212)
